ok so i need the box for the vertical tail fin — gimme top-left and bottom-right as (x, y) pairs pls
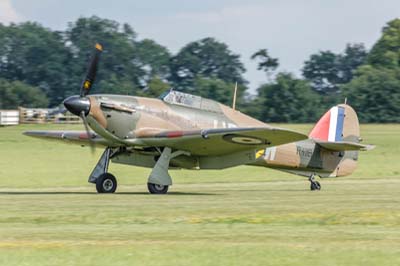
(309, 104), (360, 143)
(309, 104), (373, 177)
(310, 104), (361, 177)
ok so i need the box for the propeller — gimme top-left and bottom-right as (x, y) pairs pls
(80, 43), (103, 97)
(64, 43), (103, 154)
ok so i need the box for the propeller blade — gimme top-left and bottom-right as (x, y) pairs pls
(80, 43), (103, 97)
(80, 111), (96, 154)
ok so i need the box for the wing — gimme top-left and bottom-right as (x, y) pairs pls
(23, 130), (115, 147)
(128, 127), (308, 156)
(24, 127), (308, 156)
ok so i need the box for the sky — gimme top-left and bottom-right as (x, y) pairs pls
(1, 0), (400, 92)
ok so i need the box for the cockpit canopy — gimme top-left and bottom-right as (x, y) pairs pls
(160, 90), (222, 113)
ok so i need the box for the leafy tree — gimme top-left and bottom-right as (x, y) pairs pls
(136, 39), (171, 84)
(340, 19), (400, 123)
(302, 50), (339, 94)
(0, 22), (70, 106)
(342, 65), (400, 122)
(255, 73), (321, 123)
(65, 16), (143, 96)
(193, 77), (241, 106)
(251, 49), (279, 79)
(0, 79), (48, 109)
(367, 18), (400, 68)
(340, 43), (368, 82)
(169, 38), (246, 92)
(302, 44), (367, 95)
(97, 74), (138, 95)
(66, 17), (174, 98)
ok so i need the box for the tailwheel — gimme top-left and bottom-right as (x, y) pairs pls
(147, 183), (169, 194)
(309, 174), (321, 191)
(310, 181), (321, 191)
(96, 173), (117, 193)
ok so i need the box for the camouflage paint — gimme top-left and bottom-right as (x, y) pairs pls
(25, 91), (366, 179)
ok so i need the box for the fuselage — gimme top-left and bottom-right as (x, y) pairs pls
(85, 92), (357, 178)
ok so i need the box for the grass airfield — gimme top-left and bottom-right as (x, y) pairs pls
(0, 124), (399, 265)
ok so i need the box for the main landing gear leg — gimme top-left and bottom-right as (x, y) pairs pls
(88, 147), (117, 193)
(147, 147), (189, 194)
(309, 174), (321, 191)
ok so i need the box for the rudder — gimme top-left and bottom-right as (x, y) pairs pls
(309, 104), (360, 143)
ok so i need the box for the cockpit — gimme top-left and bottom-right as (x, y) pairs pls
(160, 90), (222, 113)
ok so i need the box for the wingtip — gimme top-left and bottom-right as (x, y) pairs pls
(362, 144), (376, 151)
(23, 131), (32, 136)
(23, 131), (48, 138)
(23, 131), (38, 137)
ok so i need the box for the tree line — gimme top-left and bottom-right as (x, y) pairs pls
(0, 16), (399, 123)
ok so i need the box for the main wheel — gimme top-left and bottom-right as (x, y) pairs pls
(147, 183), (169, 194)
(96, 173), (117, 193)
(310, 181), (321, 191)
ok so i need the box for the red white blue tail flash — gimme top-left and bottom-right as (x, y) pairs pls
(309, 106), (345, 141)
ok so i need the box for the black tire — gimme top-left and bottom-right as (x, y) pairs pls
(96, 173), (117, 193)
(310, 181), (321, 191)
(147, 183), (169, 194)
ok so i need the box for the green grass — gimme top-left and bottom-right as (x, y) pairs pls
(0, 124), (399, 265)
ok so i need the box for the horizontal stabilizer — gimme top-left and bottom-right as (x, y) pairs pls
(316, 140), (375, 151)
